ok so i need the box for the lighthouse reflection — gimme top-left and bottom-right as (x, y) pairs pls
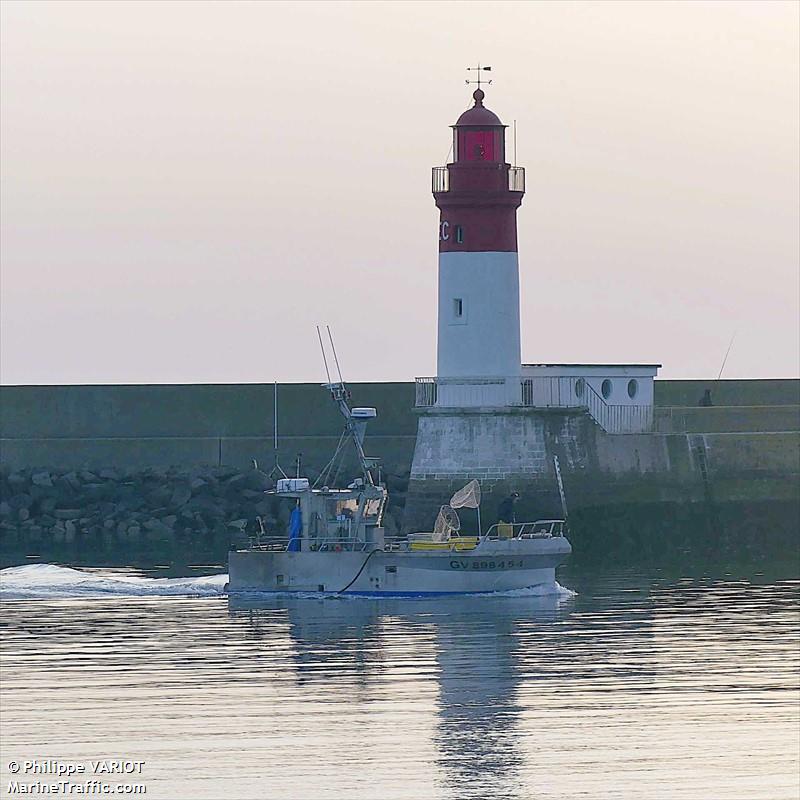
(228, 592), (571, 796)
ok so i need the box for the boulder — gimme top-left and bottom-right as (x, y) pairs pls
(190, 477), (207, 492)
(62, 472), (82, 492)
(170, 485), (192, 508)
(31, 471), (53, 488)
(54, 509), (82, 520)
(0, 502), (11, 518)
(245, 469), (272, 492)
(18, 508), (30, 522)
(9, 493), (32, 510)
(7, 472), (28, 488)
(40, 497), (57, 514)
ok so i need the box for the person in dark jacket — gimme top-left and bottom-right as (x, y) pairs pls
(497, 492), (520, 524)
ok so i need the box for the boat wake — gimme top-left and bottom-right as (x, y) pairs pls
(491, 581), (576, 599)
(0, 563), (227, 599)
(1, 564), (575, 601)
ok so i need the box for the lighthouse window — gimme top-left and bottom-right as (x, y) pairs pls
(627, 379), (639, 399)
(453, 298), (463, 318)
(455, 225), (464, 244)
(460, 130), (496, 161)
(601, 379), (613, 400)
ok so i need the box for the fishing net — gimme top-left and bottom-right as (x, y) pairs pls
(449, 479), (481, 510)
(432, 505), (461, 541)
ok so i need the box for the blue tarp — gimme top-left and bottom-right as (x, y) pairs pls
(288, 506), (302, 552)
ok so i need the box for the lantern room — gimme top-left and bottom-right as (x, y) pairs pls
(453, 89), (506, 163)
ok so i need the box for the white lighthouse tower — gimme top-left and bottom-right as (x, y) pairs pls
(433, 87), (525, 407)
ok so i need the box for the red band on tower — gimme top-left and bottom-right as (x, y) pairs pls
(433, 89), (525, 253)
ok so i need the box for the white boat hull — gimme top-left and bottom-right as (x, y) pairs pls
(227, 537), (571, 596)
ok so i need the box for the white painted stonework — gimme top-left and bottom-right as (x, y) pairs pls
(437, 251), (521, 381)
(411, 412), (549, 479)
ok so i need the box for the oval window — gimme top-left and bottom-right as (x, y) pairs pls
(601, 379), (612, 400)
(627, 379), (639, 399)
(575, 378), (585, 398)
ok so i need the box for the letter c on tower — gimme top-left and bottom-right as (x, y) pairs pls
(440, 220), (450, 241)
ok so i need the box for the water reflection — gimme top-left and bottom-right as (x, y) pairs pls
(228, 593), (572, 797)
(2, 569), (797, 800)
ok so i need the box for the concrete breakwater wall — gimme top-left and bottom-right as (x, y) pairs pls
(403, 406), (800, 555)
(1, 379), (798, 565)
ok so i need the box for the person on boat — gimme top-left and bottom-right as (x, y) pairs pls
(497, 491), (520, 524)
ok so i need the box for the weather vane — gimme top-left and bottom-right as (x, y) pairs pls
(466, 64), (492, 90)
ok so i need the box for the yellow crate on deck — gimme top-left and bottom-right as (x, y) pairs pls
(410, 537), (478, 551)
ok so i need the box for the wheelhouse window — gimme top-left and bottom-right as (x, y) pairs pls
(453, 298), (463, 318)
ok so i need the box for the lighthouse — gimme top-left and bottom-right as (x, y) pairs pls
(433, 87), (525, 407)
(405, 81), (661, 533)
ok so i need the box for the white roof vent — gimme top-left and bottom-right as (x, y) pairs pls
(351, 407), (377, 419)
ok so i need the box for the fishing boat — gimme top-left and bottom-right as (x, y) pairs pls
(226, 374), (572, 597)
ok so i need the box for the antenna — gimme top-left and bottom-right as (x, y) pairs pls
(513, 119), (517, 166)
(466, 63), (493, 89)
(268, 381), (288, 480)
(327, 325), (345, 386)
(716, 332), (737, 381)
(273, 381), (278, 451)
(316, 325), (332, 385)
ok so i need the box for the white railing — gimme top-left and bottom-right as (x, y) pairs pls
(521, 376), (584, 408)
(508, 166), (525, 192)
(415, 376), (518, 408)
(584, 382), (653, 434)
(483, 520), (566, 540)
(415, 377), (437, 407)
(432, 166), (449, 193)
(416, 376), (653, 433)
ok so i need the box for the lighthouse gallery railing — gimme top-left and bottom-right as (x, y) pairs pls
(431, 166), (525, 193)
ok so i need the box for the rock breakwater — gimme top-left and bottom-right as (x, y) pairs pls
(0, 464), (408, 567)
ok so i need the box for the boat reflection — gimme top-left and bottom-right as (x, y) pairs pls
(228, 591), (572, 796)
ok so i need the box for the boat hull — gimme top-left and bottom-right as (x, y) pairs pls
(227, 537), (571, 596)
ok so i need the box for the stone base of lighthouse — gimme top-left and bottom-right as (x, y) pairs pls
(402, 406), (592, 534)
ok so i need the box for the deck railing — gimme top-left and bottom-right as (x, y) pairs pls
(482, 520), (566, 541)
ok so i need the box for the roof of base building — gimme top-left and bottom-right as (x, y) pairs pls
(523, 363), (663, 369)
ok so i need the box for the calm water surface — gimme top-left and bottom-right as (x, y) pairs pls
(1, 564), (798, 800)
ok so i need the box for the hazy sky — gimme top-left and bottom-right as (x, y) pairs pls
(1, 0), (798, 384)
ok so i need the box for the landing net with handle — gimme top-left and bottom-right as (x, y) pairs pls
(432, 505), (461, 542)
(449, 479), (481, 509)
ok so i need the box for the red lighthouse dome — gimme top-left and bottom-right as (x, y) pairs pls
(454, 89), (503, 127)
